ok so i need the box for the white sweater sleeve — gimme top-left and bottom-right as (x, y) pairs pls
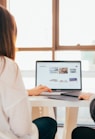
(7, 96), (38, 138)
(1, 60), (38, 139)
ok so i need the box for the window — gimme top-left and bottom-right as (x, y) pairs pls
(6, 0), (95, 126)
(59, 0), (95, 46)
(9, 0), (52, 47)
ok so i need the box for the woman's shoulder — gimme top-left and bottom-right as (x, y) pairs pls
(0, 56), (17, 68)
(3, 56), (19, 71)
(4, 56), (17, 65)
(0, 56), (20, 82)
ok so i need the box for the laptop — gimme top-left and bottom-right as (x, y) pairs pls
(35, 60), (82, 99)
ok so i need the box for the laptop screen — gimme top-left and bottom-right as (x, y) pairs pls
(35, 61), (82, 91)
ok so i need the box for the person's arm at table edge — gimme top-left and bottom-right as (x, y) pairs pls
(78, 92), (95, 100)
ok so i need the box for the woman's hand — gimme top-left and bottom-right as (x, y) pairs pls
(78, 92), (94, 100)
(27, 85), (52, 96)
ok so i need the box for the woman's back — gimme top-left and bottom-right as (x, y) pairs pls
(0, 56), (38, 139)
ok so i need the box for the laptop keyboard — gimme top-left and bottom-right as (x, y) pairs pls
(40, 92), (61, 96)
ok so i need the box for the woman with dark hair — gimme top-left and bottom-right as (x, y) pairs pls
(0, 5), (57, 139)
(72, 93), (95, 139)
(90, 98), (95, 122)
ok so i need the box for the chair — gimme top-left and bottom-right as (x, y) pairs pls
(32, 107), (58, 139)
(72, 126), (95, 139)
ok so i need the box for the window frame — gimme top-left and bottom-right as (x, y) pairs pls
(1, 0), (95, 58)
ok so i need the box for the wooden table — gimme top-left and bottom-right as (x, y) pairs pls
(29, 96), (91, 139)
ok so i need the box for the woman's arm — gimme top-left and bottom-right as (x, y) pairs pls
(27, 85), (52, 96)
(78, 92), (95, 100)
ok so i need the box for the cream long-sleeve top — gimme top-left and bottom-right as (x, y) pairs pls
(0, 56), (38, 139)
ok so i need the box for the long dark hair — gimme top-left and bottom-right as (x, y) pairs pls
(90, 98), (95, 122)
(0, 5), (17, 60)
